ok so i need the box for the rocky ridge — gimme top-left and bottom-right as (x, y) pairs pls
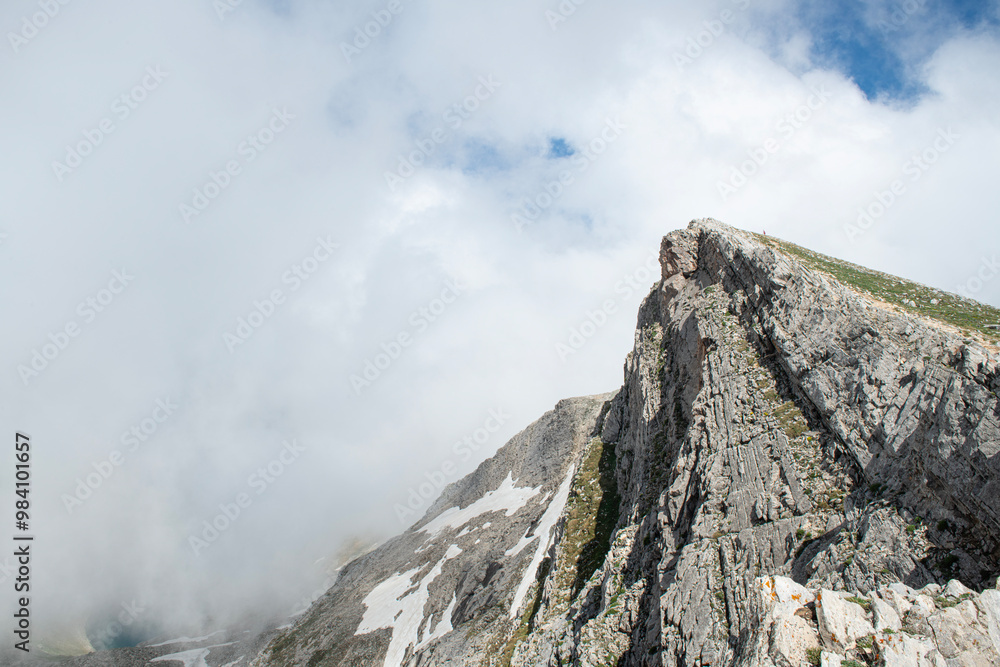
(259, 218), (1000, 666)
(502, 219), (1000, 666)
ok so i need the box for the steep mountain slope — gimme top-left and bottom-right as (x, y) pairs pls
(27, 219), (999, 666)
(245, 219), (1000, 666)
(245, 219), (1000, 667)
(510, 219), (1000, 667)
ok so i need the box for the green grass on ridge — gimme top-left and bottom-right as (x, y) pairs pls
(751, 233), (1000, 344)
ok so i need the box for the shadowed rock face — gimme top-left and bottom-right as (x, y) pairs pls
(573, 219), (1000, 667)
(30, 220), (1000, 667)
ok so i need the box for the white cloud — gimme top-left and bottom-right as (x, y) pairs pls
(1, 0), (997, 647)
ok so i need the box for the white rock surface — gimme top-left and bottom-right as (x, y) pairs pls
(877, 632), (946, 667)
(816, 590), (874, 651)
(978, 589), (1000, 655)
(873, 596), (901, 632)
(944, 578), (973, 598)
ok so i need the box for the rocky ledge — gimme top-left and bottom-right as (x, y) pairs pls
(758, 575), (1000, 666)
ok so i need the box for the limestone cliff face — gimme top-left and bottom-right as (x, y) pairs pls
(510, 219), (1000, 667)
(253, 219), (1000, 667)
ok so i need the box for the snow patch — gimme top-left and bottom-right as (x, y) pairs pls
(147, 631), (226, 648)
(505, 492), (552, 559)
(508, 465), (575, 619)
(150, 643), (233, 667)
(420, 594), (457, 646)
(419, 474), (540, 538)
(356, 546), (462, 667)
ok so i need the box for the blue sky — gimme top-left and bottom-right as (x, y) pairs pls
(548, 137), (575, 158)
(795, 0), (999, 102)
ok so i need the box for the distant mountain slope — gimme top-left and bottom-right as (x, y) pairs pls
(252, 394), (613, 667)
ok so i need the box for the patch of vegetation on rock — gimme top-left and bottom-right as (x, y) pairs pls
(754, 234), (1000, 342)
(567, 437), (622, 598)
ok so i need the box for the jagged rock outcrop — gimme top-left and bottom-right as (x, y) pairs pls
(42, 220), (999, 666)
(502, 219), (1000, 667)
(249, 219), (998, 667)
(755, 575), (1000, 666)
